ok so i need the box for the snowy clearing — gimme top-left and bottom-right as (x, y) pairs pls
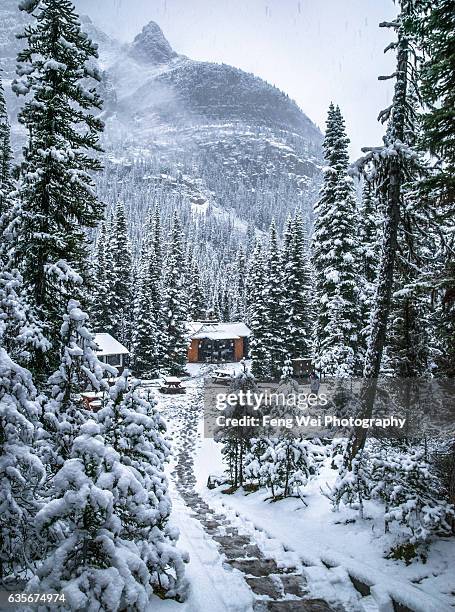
(152, 372), (455, 612)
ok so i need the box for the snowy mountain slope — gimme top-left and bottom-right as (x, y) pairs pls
(95, 20), (322, 243)
(0, 7), (322, 254)
(106, 20), (319, 137)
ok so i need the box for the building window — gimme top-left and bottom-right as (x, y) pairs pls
(198, 339), (235, 362)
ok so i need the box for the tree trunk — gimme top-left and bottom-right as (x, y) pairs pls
(349, 27), (409, 462)
(449, 442), (455, 533)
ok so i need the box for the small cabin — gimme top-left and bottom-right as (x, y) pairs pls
(187, 322), (250, 363)
(94, 333), (129, 372)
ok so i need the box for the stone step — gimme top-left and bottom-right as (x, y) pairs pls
(279, 575), (308, 598)
(226, 558), (295, 577)
(200, 520), (222, 532)
(172, 409), (339, 612)
(222, 544), (263, 560)
(246, 576), (283, 598)
(213, 535), (252, 547)
(254, 599), (335, 611)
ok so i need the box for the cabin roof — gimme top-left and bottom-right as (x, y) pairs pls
(94, 333), (129, 356)
(188, 321), (251, 340)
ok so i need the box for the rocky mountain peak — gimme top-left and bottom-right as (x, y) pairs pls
(129, 21), (177, 65)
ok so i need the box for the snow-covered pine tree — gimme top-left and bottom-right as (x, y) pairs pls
(110, 201), (134, 348)
(90, 220), (115, 335)
(385, 287), (430, 380)
(0, 345), (45, 581)
(244, 436), (271, 489)
(329, 441), (454, 548)
(282, 215), (294, 264)
(325, 447), (372, 519)
(431, 258), (455, 379)
(411, 0), (455, 379)
(149, 207), (166, 366)
(372, 447), (454, 548)
(213, 273), (231, 322)
(358, 181), (381, 349)
(98, 373), (187, 600)
(132, 210), (163, 378)
(231, 245), (247, 322)
(358, 181), (380, 291)
(12, 0), (104, 375)
(29, 420), (150, 610)
(274, 437), (321, 501)
(41, 299), (113, 473)
(151, 206), (163, 266)
(133, 208), (166, 377)
(0, 79), (49, 569)
(0, 73), (12, 223)
(0, 74), (20, 270)
(0, 269), (50, 368)
(284, 212), (313, 362)
(186, 253), (206, 321)
(263, 219), (287, 378)
(162, 212), (188, 375)
(248, 436), (321, 502)
(312, 104), (361, 377)
(131, 269), (159, 379)
(417, 0), (455, 221)
(245, 223), (256, 256)
(382, 75), (431, 382)
(215, 368), (258, 488)
(349, 0), (426, 459)
(248, 241), (270, 380)
(0, 76), (50, 372)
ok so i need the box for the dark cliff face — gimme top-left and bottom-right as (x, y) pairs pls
(108, 20), (320, 143)
(152, 61), (321, 140)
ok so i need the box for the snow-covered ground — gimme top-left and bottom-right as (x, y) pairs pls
(149, 380), (255, 612)
(150, 366), (455, 612)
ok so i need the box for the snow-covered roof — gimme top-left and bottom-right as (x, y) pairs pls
(188, 321), (205, 336)
(189, 322), (250, 340)
(94, 333), (130, 356)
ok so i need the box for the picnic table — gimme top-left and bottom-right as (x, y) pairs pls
(159, 376), (186, 394)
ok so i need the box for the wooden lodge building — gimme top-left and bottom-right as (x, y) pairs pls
(94, 333), (129, 371)
(188, 322), (250, 363)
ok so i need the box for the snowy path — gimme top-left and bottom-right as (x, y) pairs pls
(161, 386), (349, 612)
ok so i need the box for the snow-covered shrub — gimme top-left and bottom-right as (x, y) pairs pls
(329, 437), (349, 470)
(0, 268), (50, 367)
(245, 436), (322, 501)
(324, 448), (372, 518)
(98, 371), (188, 601)
(374, 449), (454, 545)
(327, 442), (454, 557)
(215, 368), (258, 488)
(28, 420), (151, 610)
(244, 436), (272, 488)
(0, 347), (45, 581)
(273, 437), (321, 501)
(41, 300), (114, 473)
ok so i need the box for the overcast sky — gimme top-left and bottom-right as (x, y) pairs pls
(74, 0), (397, 158)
